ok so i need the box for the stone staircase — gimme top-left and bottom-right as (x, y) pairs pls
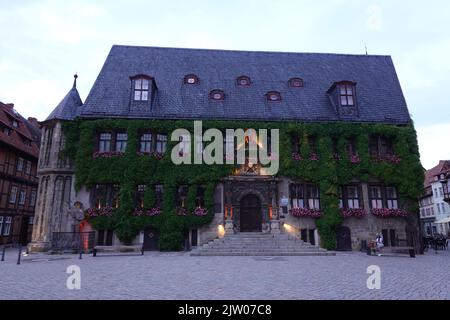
(190, 232), (335, 256)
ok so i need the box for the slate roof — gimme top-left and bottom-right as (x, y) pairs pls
(45, 84), (83, 122)
(76, 45), (411, 124)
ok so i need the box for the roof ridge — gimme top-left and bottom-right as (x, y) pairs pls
(111, 44), (391, 58)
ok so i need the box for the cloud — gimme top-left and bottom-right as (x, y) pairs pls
(366, 4), (382, 31)
(416, 122), (450, 169)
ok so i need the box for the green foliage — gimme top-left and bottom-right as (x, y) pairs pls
(63, 119), (424, 250)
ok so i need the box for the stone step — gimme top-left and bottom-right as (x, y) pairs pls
(191, 251), (335, 256)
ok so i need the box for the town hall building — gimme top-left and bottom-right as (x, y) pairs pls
(29, 45), (424, 254)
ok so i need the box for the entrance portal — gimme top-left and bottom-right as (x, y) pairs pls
(239, 194), (262, 232)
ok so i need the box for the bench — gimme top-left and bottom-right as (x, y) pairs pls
(92, 245), (144, 257)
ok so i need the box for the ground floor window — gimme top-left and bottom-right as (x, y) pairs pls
(0, 216), (12, 236)
(97, 229), (113, 246)
(369, 185), (398, 209)
(290, 183), (320, 209)
(93, 184), (120, 208)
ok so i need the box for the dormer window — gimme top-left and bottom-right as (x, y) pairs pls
(12, 120), (19, 128)
(184, 74), (199, 84)
(339, 82), (356, 106)
(289, 78), (303, 88)
(266, 91), (282, 101)
(236, 76), (251, 86)
(130, 75), (152, 101)
(210, 89), (225, 101)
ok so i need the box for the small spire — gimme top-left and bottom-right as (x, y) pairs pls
(364, 42), (368, 55)
(73, 73), (78, 88)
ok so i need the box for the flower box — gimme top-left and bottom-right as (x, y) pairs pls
(309, 153), (319, 161)
(133, 207), (162, 217)
(136, 152), (165, 159)
(340, 208), (366, 218)
(85, 206), (114, 218)
(193, 207), (208, 216)
(371, 208), (408, 218)
(289, 207), (322, 218)
(350, 154), (361, 164)
(93, 151), (124, 158)
(372, 154), (401, 164)
(291, 152), (303, 161)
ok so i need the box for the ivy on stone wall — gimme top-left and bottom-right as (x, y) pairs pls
(62, 119), (424, 250)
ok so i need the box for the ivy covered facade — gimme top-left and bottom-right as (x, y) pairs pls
(29, 45), (424, 252)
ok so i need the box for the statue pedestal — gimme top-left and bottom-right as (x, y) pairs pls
(224, 219), (234, 235)
(270, 220), (281, 234)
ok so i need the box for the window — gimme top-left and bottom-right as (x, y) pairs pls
(236, 76), (251, 86)
(184, 74), (199, 84)
(195, 185), (206, 207)
(339, 83), (355, 106)
(370, 186), (383, 208)
(134, 78), (149, 101)
(291, 134), (300, 153)
(439, 187), (443, 196)
(9, 186), (18, 204)
(289, 77), (304, 88)
(139, 133), (153, 153)
(2, 125), (12, 136)
(266, 91), (281, 101)
(437, 204), (441, 214)
(434, 188), (438, 198)
(25, 161), (32, 175)
(18, 190), (26, 205)
(30, 190), (37, 207)
(155, 184), (164, 208)
(369, 135), (394, 156)
(12, 120), (19, 128)
(340, 185), (361, 209)
(115, 133), (128, 153)
(306, 185), (320, 209)
(93, 184), (120, 208)
(17, 157), (24, 172)
(156, 134), (167, 153)
(345, 137), (357, 156)
(290, 184), (304, 208)
(177, 185), (189, 208)
(23, 138), (32, 147)
(386, 186), (398, 209)
(99, 133), (112, 152)
(442, 203), (446, 213)
(136, 184), (146, 208)
(210, 90), (225, 101)
(307, 136), (317, 154)
(2, 217), (12, 236)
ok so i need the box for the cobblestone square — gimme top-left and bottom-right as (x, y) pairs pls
(1, 249), (449, 300)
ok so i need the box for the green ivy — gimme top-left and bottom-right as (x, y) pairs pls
(62, 119), (424, 250)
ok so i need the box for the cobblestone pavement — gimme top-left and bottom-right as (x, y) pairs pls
(1, 248), (449, 300)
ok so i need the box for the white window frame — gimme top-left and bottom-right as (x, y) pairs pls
(18, 190), (26, 205)
(9, 186), (18, 204)
(3, 217), (12, 236)
(17, 157), (24, 172)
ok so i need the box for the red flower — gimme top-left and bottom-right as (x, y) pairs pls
(371, 208), (408, 217)
(292, 152), (302, 161)
(340, 208), (366, 218)
(289, 207), (322, 218)
(193, 207), (208, 216)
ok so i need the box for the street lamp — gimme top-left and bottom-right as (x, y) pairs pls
(439, 172), (450, 204)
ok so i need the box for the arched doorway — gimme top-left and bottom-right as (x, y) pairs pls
(239, 194), (262, 232)
(336, 226), (352, 251)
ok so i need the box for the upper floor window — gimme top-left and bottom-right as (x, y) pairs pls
(236, 76), (251, 86)
(115, 133), (128, 153)
(345, 137), (357, 156)
(266, 91), (282, 101)
(23, 138), (32, 147)
(290, 183), (320, 209)
(12, 120), (19, 128)
(93, 184), (120, 209)
(17, 157), (24, 172)
(156, 134), (167, 153)
(289, 77), (304, 88)
(9, 186), (18, 204)
(18, 190), (26, 205)
(30, 190), (37, 207)
(195, 185), (206, 207)
(184, 74), (199, 84)
(210, 89), (225, 101)
(369, 135), (394, 156)
(99, 132), (112, 153)
(136, 184), (146, 208)
(25, 161), (32, 175)
(369, 185), (398, 209)
(339, 185), (361, 209)
(140, 133), (153, 153)
(339, 82), (356, 106)
(177, 184), (189, 208)
(155, 184), (164, 208)
(133, 77), (150, 101)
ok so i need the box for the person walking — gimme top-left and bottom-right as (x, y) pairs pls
(375, 233), (384, 256)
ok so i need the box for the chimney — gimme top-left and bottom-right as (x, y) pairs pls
(27, 117), (40, 128)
